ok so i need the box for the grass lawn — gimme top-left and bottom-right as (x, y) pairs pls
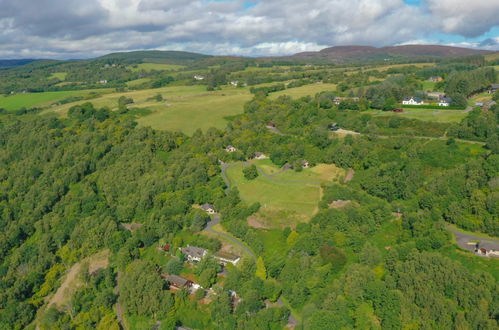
(126, 78), (151, 87)
(0, 90), (100, 111)
(226, 162), (327, 225)
(138, 87), (252, 134)
(269, 83), (337, 99)
(127, 63), (185, 71)
(49, 72), (67, 80)
(367, 108), (468, 123)
(440, 245), (499, 280)
(45, 85), (251, 135)
(421, 81), (436, 91)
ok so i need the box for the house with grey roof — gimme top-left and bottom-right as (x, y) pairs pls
(181, 246), (207, 262)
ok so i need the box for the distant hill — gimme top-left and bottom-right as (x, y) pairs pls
(291, 45), (493, 63)
(0, 59), (38, 68)
(98, 50), (212, 64)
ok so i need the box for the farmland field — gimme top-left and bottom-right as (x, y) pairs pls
(0, 90), (103, 111)
(269, 83), (337, 99)
(127, 63), (185, 71)
(367, 108), (468, 123)
(226, 160), (344, 227)
(49, 72), (68, 80)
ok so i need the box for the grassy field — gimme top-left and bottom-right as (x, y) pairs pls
(137, 87), (252, 134)
(127, 63), (185, 72)
(421, 81), (436, 91)
(0, 90), (102, 111)
(367, 108), (468, 123)
(226, 160), (344, 227)
(269, 83), (337, 99)
(226, 163), (321, 222)
(49, 72), (67, 80)
(45, 85), (251, 135)
(126, 78), (151, 87)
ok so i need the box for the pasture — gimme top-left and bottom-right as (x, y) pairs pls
(127, 63), (185, 71)
(269, 83), (337, 99)
(0, 90), (101, 111)
(49, 72), (67, 80)
(45, 85), (251, 135)
(367, 108), (468, 123)
(226, 160), (345, 227)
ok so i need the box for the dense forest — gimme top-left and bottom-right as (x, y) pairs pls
(0, 88), (498, 328)
(0, 50), (498, 329)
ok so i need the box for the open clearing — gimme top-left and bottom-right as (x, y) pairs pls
(47, 250), (110, 309)
(226, 161), (344, 226)
(127, 63), (185, 71)
(49, 72), (68, 80)
(45, 85), (252, 135)
(0, 90), (104, 111)
(367, 108), (468, 123)
(269, 83), (337, 99)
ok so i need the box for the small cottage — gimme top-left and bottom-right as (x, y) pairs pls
(200, 203), (216, 214)
(438, 97), (452, 107)
(163, 274), (193, 289)
(225, 145), (237, 152)
(402, 97), (424, 105)
(254, 152), (268, 160)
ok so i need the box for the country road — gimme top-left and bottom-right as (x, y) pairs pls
(448, 226), (499, 256)
(205, 214), (256, 259)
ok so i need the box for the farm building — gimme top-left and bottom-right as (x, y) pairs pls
(193, 75), (204, 80)
(301, 160), (310, 169)
(213, 251), (241, 265)
(402, 97), (424, 105)
(427, 91), (445, 99)
(181, 246), (207, 262)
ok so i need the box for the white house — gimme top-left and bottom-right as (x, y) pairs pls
(193, 75), (205, 81)
(253, 152), (268, 160)
(230, 80), (239, 86)
(438, 97), (452, 107)
(225, 145), (237, 152)
(402, 97), (424, 105)
(200, 203), (216, 215)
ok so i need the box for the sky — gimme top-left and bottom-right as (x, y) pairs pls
(0, 0), (498, 59)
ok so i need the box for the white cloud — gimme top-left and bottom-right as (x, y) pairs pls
(424, 0), (499, 37)
(0, 0), (497, 58)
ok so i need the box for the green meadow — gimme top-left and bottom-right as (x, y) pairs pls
(0, 90), (98, 111)
(127, 63), (185, 72)
(367, 108), (468, 123)
(226, 160), (345, 227)
(269, 83), (337, 99)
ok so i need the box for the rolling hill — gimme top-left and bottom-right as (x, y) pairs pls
(291, 44), (494, 63)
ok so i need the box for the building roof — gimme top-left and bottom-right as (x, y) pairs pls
(491, 84), (499, 89)
(164, 274), (191, 287)
(440, 97), (452, 103)
(214, 251), (240, 261)
(181, 246), (207, 259)
(200, 203), (214, 211)
(404, 97), (422, 102)
(254, 152), (265, 157)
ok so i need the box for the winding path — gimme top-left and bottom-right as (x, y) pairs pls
(205, 214), (256, 259)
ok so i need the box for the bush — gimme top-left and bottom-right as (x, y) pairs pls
(243, 165), (259, 180)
